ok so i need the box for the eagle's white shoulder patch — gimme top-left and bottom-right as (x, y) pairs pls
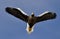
(17, 8), (28, 15)
(38, 11), (50, 16)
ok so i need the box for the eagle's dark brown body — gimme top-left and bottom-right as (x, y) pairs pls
(28, 15), (36, 28)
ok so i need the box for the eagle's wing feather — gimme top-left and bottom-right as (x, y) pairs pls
(35, 11), (56, 23)
(5, 7), (28, 22)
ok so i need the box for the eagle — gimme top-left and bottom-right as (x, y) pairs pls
(5, 7), (56, 34)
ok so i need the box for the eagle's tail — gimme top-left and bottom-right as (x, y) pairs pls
(26, 23), (34, 34)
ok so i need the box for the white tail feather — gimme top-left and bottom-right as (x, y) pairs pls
(26, 23), (34, 34)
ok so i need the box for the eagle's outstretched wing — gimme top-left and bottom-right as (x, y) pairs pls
(5, 7), (28, 22)
(35, 11), (56, 23)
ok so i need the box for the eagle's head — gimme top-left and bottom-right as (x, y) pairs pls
(31, 12), (34, 17)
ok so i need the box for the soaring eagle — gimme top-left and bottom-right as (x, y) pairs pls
(5, 7), (56, 34)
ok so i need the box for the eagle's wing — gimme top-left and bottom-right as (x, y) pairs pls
(35, 11), (56, 23)
(5, 7), (28, 22)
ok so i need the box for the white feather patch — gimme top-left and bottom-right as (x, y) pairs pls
(38, 11), (50, 16)
(16, 8), (28, 15)
(26, 23), (34, 34)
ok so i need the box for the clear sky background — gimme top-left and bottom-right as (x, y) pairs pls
(0, 0), (60, 39)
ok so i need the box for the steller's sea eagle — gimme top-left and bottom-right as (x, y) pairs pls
(5, 7), (56, 34)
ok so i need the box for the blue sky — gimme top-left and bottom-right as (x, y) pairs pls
(0, 0), (60, 39)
